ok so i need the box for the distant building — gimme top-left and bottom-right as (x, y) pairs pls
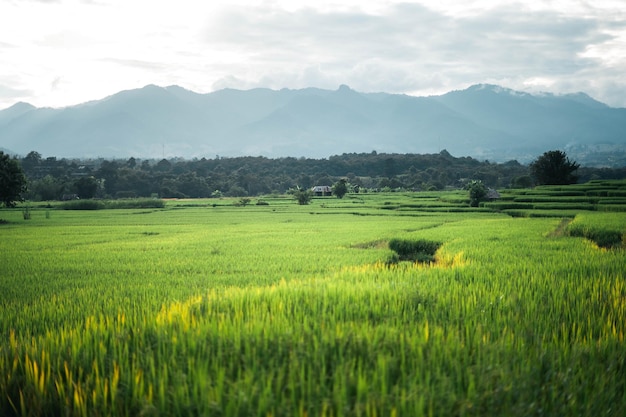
(311, 185), (332, 196)
(487, 188), (501, 200)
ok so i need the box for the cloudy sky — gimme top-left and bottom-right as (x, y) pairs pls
(1, 0), (625, 109)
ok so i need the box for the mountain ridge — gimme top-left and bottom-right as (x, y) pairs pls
(1, 84), (624, 165)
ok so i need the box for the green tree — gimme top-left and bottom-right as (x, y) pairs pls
(292, 186), (312, 205)
(96, 160), (120, 197)
(465, 179), (487, 207)
(332, 179), (348, 199)
(175, 172), (210, 198)
(74, 176), (98, 199)
(0, 151), (27, 207)
(530, 150), (580, 185)
(155, 159), (172, 172)
(21, 151), (42, 175)
(511, 175), (533, 188)
(29, 175), (64, 201)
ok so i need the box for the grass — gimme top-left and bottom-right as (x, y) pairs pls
(58, 198), (166, 210)
(566, 212), (626, 248)
(1, 186), (625, 416)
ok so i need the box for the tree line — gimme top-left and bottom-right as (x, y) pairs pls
(5, 149), (626, 202)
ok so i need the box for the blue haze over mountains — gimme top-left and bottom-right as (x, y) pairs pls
(1, 84), (625, 166)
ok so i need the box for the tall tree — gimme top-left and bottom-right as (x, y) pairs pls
(465, 179), (488, 207)
(530, 150), (580, 185)
(332, 179), (348, 199)
(0, 151), (28, 207)
(74, 176), (99, 199)
(30, 175), (64, 201)
(21, 151), (42, 175)
(292, 186), (312, 205)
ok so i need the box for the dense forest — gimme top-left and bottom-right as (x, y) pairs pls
(18, 150), (626, 200)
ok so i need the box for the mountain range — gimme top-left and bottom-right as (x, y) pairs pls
(1, 83), (625, 166)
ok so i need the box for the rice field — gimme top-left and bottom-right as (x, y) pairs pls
(1, 187), (625, 416)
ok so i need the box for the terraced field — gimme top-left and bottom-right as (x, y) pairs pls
(1, 180), (625, 416)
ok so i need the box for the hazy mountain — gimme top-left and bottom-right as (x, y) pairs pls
(1, 83), (624, 165)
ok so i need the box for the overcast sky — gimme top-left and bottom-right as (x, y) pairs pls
(1, 0), (625, 109)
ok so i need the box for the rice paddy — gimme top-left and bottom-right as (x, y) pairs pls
(1, 182), (625, 416)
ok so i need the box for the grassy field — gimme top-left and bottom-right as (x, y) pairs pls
(1, 186), (625, 416)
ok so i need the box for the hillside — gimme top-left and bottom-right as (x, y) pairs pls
(1, 84), (625, 166)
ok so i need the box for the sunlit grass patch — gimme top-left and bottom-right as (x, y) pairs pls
(349, 239), (388, 249)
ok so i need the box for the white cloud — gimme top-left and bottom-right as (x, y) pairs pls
(0, 84), (32, 100)
(198, 2), (626, 104)
(0, 0), (625, 109)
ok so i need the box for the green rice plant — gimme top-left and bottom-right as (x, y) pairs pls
(531, 202), (597, 211)
(598, 204), (626, 212)
(483, 202), (534, 211)
(512, 196), (598, 203)
(566, 212), (626, 248)
(106, 198), (165, 209)
(1, 193), (625, 416)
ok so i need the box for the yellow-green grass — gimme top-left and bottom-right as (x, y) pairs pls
(566, 211), (626, 247)
(1, 195), (625, 416)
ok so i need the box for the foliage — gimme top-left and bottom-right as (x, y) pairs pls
(511, 175), (533, 188)
(59, 200), (106, 210)
(291, 186), (313, 205)
(74, 176), (98, 199)
(388, 238), (442, 263)
(530, 150), (580, 185)
(14, 150), (626, 203)
(465, 179), (488, 206)
(332, 178), (348, 199)
(60, 198), (165, 210)
(106, 199), (166, 209)
(0, 151), (27, 207)
(26, 175), (66, 201)
(15, 151), (541, 200)
(237, 197), (252, 206)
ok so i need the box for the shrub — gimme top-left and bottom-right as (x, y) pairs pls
(465, 180), (488, 207)
(60, 199), (165, 210)
(388, 238), (442, 264)
(292, 187), (313, 205)
(60, 200), (105, 210)
(236, 198), (252, 206)
(109, 199), (166, 209)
